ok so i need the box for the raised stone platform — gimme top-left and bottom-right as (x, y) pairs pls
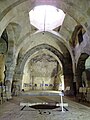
(0, 96), (90, 120)
(21, 90), (64, 96)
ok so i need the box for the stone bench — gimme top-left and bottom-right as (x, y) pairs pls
(78, 87), (90, 102)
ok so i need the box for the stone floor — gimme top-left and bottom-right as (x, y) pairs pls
(0, 95), (90, 120)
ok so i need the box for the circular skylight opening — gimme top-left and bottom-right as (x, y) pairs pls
(29, 5), (65, 31)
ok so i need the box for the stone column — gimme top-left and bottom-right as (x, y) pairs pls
(75, 73), (82, 94)
(13, 72), (23, 96)
(5, 41), (16, 99)
(5, 64), (17, 99)
(64, 74), (73, 95)
(5, 23), (21, 99)
(73, 74), (77, 96)
(5, 40), (16, 99)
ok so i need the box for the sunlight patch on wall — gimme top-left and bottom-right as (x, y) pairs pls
(85, 56), (90, 69)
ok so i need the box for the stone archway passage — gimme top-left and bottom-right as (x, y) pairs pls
(15, 44), (65, 77)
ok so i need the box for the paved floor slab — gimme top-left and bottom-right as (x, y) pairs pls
(0, 96), (90, 120)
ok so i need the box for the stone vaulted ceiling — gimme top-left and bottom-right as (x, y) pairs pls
(0, 0), (90, 82)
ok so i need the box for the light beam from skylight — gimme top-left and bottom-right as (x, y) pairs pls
(29, 5), (65, 31)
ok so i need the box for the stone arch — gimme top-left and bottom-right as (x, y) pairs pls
(0, 1), (88, 78)
(0, 29), (8, 85)
(22, 49), (64, 91)
(16, 31), (75, 77)
(5, 22), (21, 81)
(15, 44), (65, 76)
(25, 49), (63, 72)
(14, 44), (73, 93)
(0, 0), (89, 37)
(0, 29), (8, 54)
(2, 22), (21, 98)
(16, 31), (71, 56)
(76, 53), (89, 89)
(71, 25), (84, 47)
(14, 44), (65, 89)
